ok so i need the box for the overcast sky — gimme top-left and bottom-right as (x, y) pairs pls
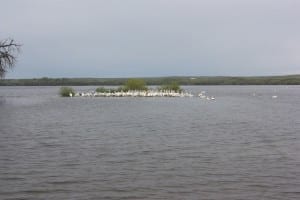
(1, 0), (300, 78)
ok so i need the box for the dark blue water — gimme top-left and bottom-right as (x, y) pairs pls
(0, 86), (300, 199)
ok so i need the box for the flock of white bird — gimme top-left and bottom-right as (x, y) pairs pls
(72, 90), (216, 100)
(70, 90), (279, 100)
(198, 91), (215, 100)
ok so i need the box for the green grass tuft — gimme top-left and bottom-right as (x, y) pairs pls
(59, 87), (75, 97)
(124, 79), (148, 91)
(158, 81), (183, 92)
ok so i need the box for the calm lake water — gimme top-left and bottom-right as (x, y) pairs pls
(0, 86), (300, 200)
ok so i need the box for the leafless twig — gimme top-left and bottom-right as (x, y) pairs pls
(0, 38), (21, 78)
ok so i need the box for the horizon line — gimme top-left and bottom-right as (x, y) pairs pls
(2, 74), (300, 80)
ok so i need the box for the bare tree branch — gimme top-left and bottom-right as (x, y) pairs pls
(0, 38), (21, 78)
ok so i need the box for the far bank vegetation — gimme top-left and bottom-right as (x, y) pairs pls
(2, 75), (300, 86)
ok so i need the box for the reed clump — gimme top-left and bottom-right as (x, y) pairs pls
(60, 86), (75, 97)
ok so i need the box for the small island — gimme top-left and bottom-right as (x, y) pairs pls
(59, 79), (216, 100)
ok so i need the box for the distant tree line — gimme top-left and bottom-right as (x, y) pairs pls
(1, 75), (300, 86)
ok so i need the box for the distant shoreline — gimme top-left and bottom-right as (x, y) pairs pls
(1, 75), (300, 86)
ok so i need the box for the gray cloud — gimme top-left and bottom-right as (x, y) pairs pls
(1, 0), (299, 78)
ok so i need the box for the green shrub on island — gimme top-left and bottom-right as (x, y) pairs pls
(159, 81), (183, 92)
(124, 79), (148, 91)
(116, 86), (127, 92)
(96, 86), (125, 93)
(96, 87), (110, 93)
(59, 87), (75, 97)
(95, 80), (181, 94)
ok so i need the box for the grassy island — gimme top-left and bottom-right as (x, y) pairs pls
(69, 79), (189, 98)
